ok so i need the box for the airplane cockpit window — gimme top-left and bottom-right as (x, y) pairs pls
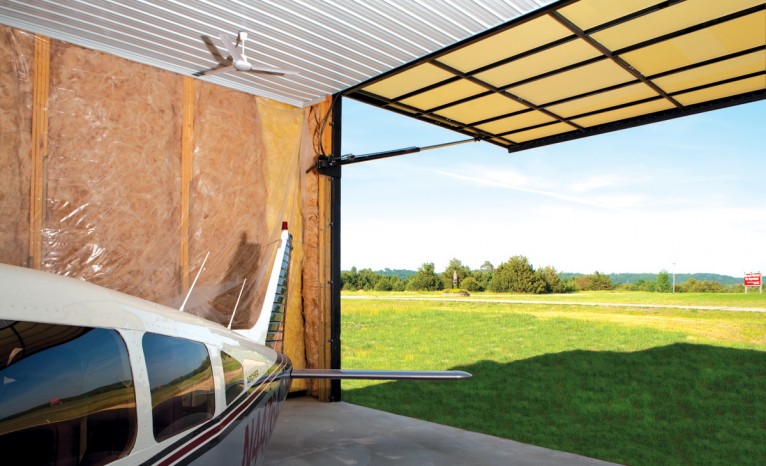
(142, 333), (215, 442)
(0, 322), (137, 466)
(221, 351), (244, 404)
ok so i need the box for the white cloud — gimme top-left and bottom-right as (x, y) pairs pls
(342, 200), (765, 277)
(570, 175), (623, 193)
(435, 168), (639, 213)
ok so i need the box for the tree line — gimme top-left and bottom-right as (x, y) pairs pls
(342, 256), (573, 293)
(341, 258), (747, 293)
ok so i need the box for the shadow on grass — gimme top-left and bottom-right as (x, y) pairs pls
(343, 343), (766, 466)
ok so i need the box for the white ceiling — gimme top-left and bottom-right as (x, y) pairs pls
(0, 0), (558, 108)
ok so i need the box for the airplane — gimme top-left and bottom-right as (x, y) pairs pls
(0, 224), (470, 465)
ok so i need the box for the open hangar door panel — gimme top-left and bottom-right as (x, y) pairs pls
(344, 0), (766, 154)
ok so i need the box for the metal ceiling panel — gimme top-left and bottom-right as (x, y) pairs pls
(0, 0), (558, 108)
(344, 0), (766, 154)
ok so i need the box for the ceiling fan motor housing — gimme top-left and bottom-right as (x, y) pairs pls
(234, 60), (251, 71)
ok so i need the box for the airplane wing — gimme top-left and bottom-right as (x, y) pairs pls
(291, 369), (471, 380)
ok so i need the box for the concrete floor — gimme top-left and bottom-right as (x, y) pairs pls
(262, 397), (620, 466)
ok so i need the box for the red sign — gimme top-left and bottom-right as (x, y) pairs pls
(744, 272), (762, 286)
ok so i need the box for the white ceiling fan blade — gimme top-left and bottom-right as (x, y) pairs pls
(199, 65), (235, 76)
(218, 33), (244, 63)
(247, 67), (299, 76)
(197, 32), (297, 79)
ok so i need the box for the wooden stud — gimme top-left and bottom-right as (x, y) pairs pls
(317, 172), (332, 401)
(180, 77), (195, 290)
(316, 96), (334, 401)
(29, 34), (50, 270)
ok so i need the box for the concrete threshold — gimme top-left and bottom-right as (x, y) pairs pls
(262, 397), (621, 466)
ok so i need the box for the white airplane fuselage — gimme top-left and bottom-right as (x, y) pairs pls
(0, 264), (290, 466)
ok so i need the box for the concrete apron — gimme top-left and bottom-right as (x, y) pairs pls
(263, 397), (621, 466)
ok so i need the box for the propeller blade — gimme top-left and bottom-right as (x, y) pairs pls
(218, 33), (244, 63)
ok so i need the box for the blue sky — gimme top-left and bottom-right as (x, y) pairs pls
(340, 98), (766, 277)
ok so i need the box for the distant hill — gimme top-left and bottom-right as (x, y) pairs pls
(561, 272), (743, 285)
(375, 268), (416, 280)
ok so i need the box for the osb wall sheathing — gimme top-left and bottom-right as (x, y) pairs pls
(0, 25), (330, 394)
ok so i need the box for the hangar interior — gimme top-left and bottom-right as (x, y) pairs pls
(1, 0), (764, 402)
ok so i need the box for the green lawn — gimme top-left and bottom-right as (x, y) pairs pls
(341, 297), (766, 466)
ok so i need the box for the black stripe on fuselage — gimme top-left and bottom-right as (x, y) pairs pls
(170, 377), (291, 466)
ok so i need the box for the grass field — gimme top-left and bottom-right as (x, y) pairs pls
(340, 294), (766, 466)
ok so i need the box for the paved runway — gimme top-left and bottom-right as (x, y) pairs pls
(262, 397), (620, 466)
(343, 295), (766, 313)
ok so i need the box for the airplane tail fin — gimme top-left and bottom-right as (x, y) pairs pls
(234, 222), (473, 382)
(235, 222), (292, 348)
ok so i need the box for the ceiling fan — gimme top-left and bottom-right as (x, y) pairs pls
(195, 31), (298, 77)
